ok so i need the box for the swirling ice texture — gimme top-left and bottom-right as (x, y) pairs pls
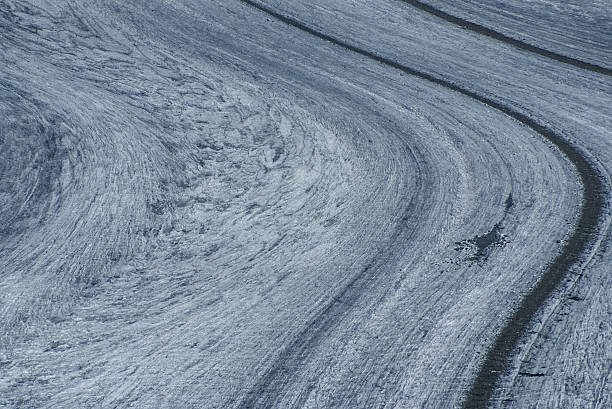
(0, 1), (608, 409)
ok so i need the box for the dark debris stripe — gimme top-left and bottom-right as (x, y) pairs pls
(397, 0), (612, 76)
(237, 1), (607, 408)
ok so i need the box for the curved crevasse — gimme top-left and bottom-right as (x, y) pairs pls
(407, 0), (612, 71)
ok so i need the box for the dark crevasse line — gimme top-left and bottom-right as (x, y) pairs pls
(237, 0), (607, 408)
(395, 0), (612, 76)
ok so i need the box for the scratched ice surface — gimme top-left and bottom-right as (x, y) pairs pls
(0, 1), (610, 408)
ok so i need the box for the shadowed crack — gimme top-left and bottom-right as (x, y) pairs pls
(518, 372), (546, 377)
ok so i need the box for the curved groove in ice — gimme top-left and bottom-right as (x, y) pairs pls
(394, 0), (612, 76)
(238, 1), (607, 408)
